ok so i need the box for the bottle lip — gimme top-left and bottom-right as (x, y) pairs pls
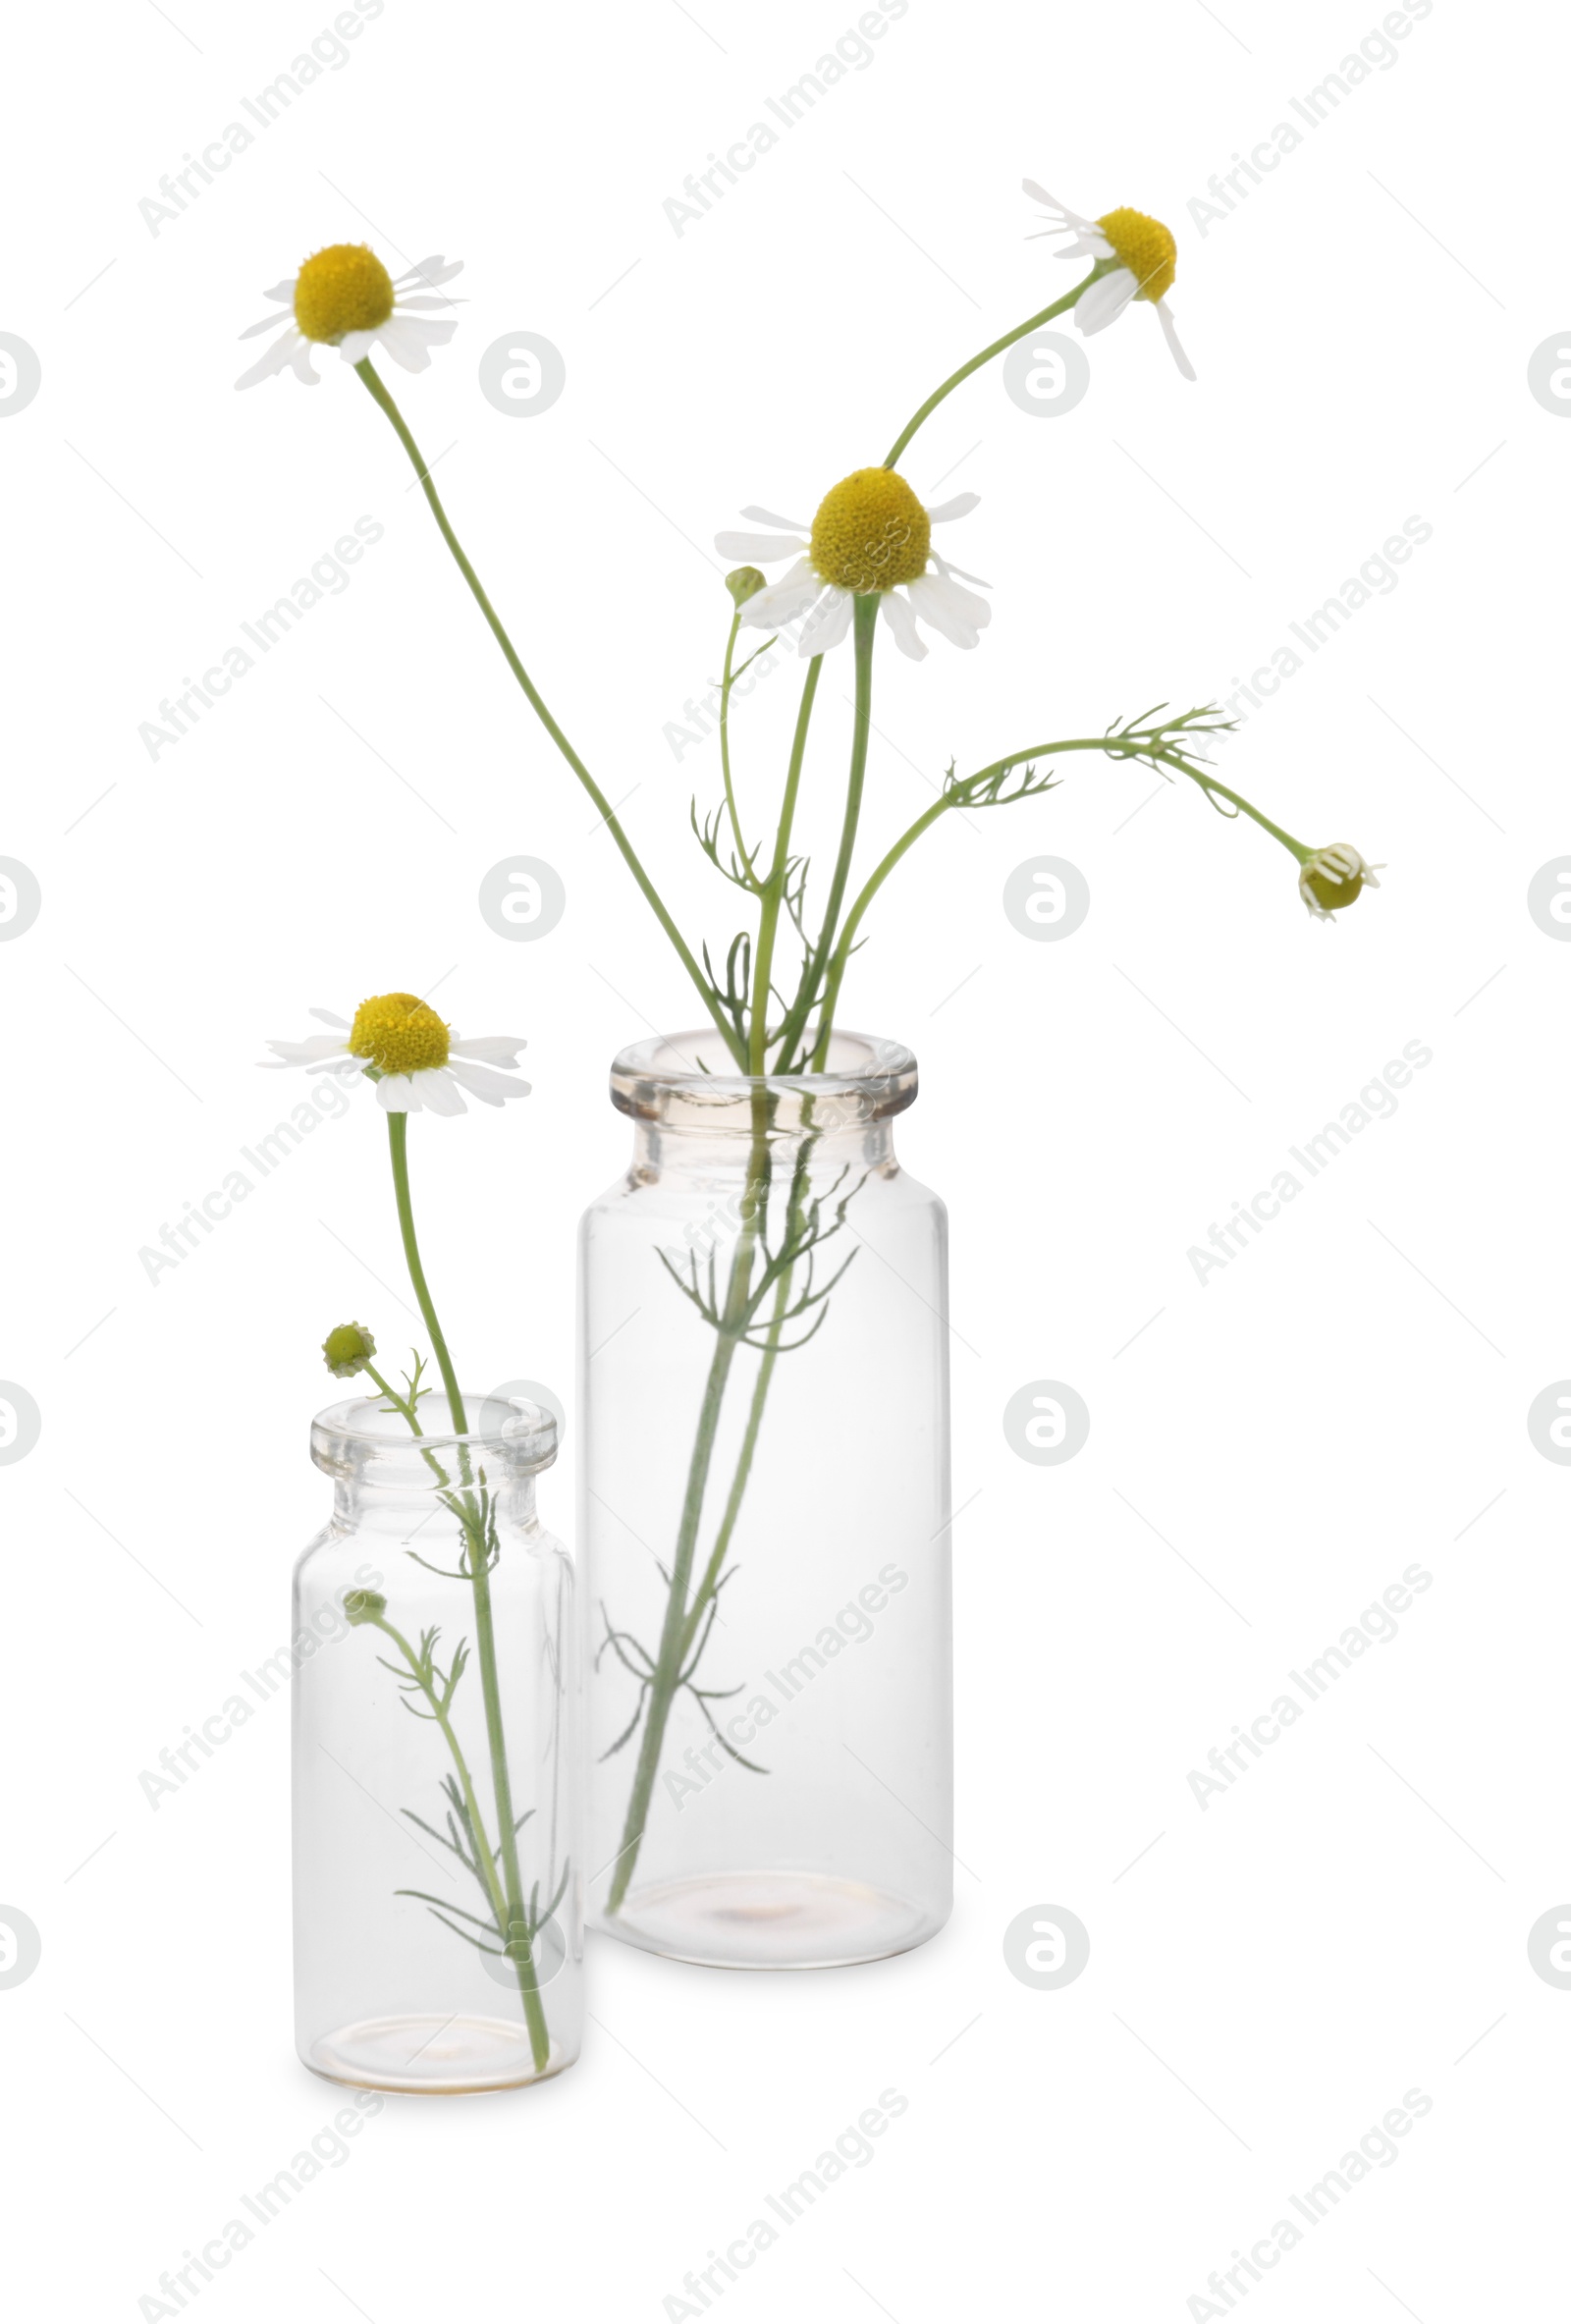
(610, 1028), (917, 1129)
(311, 1391), (558, 1486)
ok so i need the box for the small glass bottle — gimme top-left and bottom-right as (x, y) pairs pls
(293, 1392), (579, 2091)
(579, 1031), (953, 1969)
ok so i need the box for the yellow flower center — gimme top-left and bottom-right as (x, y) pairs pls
(293, 244), (395, 344)
(809, 468), (931, 593)
(349, 993), (451, 1074)
(1096, 208), (1177, 303)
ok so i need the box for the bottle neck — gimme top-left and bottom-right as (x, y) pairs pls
(629, 1114), (898, 1184)
(331, 1470), (542, 1539)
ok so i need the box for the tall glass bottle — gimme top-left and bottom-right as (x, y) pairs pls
(580, 1031), (952, 1968)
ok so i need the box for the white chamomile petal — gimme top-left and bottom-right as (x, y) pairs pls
(310, 1007), (352, 1029)
(796, 585), (855, 659)
(1021, 181), (1096, 234)
(906, 571), (990, 649)
(1157, 299), (1196, 381)
(738, 558), (824, 629)
(933, 553), (992, 589)
(264, 1033), (350, 1065)
(924, 492), (981, 523)
(235, 331), (318, 391)
(879, 590), (928, 661)
(1056, 231), (1114, 263)
(446, 1057), (531, 1105)
(412, 1068), (468, 1117)
(353, 313), (458, 372)
(1076, 268), (1140, 336)
(738, 505), (811, 532)
(375, 1074), (419, 1111)
(714, 530), (808, 562)
(396, 256), (463, 289)
(449, 1035), (528, 1064)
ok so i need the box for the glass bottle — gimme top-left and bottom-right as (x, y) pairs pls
(580, 1031), (952, 1968)
(293, 1392), (579, 2090)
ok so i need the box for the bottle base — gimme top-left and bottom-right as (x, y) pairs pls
(301, 2013), (571, 2095)
(595, 1868), (948, 1969)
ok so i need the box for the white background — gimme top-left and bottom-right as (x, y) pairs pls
(2, 0), (1565, 2316)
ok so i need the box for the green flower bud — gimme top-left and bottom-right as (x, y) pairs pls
(1298, 843), (1382, 922)
(322, 1322), (377, 1378)
(725, 566), (766, 607)
(344, 1588), (387, 1627)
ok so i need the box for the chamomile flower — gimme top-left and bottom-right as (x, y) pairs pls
(716, 468), (991, 661)
(1024, 182), (1195, 381)
(263, 994), (529, 1114)
(1298, 844), (1383, 923)
(235, 243), (462, 389)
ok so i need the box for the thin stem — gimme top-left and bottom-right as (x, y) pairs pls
(386, 1111), (466, 1435)
(717, 613), (760, 889)
(803, 595), (877, 1069)
(465, 1537), (550, 2069)
(814, 735), (1313, 1042)
(678, 1137), (814, 1649)
(382, 1108), (550, 2069)
(1174, 764), (1311, 860)
(604, 1134), (771, 1914)
(883, 273), (1099, 467)
(365, 1610), (509, 1929)
(353, 357), (744, 1066)
(747, 657), (822, 1073)
(774, 597), (876, 1070)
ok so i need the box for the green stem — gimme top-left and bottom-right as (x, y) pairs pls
(1174, 765), (1312, 861)
(805, 595), (877, 1068)
(815, 737), (1314, 1040)
(748, 657), (822, 1073)
(677, 1136), (814, 1649)
(353, 358), (743, 1067)
(604, 1135), (770, 1914)
(717, 613), (760, 889)
(383, 1109), (549, 2070)
(882, 273), (1099, 467)
(386, 1111), (466, 1436)
(365, 1610), (510, 1929)
(776, 596), (876, 1071)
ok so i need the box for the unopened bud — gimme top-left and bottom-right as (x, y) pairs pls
(322, 1321), (377, 1378)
